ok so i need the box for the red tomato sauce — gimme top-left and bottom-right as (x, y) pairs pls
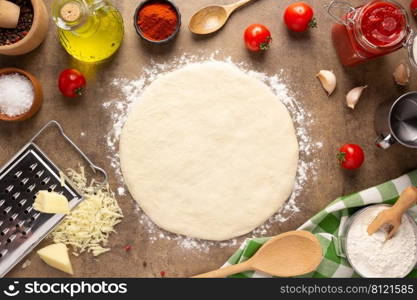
(331, 1), (408, 67)
(360, 2), (406, 47)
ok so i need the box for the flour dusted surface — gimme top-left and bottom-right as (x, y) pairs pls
(120, 61), (299, 241)
(346, 205), (417, 278)
(103, 53), (322, 250)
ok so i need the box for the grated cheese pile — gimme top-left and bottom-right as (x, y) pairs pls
(49, 167), (123, 256)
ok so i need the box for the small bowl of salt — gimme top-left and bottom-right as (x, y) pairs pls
(0, 67), (42, 122)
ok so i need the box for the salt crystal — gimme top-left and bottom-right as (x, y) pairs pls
(117, 187), (125, 196)
(0, 73), (34, 117)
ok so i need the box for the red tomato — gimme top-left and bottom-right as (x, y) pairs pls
(411, 0), (417, 17)
(284, 2), (316, 32)
(58, 69), (86, 98)
(337, 144), (365, 170)
(243, 24), (272, 51)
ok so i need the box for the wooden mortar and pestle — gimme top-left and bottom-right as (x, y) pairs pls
(368, 186), (417, 239)
(0, 0), (49, 55)
(193, 230), (322, 278)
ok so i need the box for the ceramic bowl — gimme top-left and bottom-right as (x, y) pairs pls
(133, 0), (181, 44)
(0, 0), (49, 56)
(0, 67), (43, 122)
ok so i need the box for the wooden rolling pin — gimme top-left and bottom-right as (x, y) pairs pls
(0, 0), (21, 29)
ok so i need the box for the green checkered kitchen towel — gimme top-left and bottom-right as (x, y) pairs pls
(224, 169), (417, 278)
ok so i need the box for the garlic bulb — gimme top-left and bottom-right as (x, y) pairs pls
(316, 70), (336, 96)
(346, 86), (367, 109)
(393, 63), (410, 86)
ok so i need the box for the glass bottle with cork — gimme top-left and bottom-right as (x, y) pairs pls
(51, 0), (124, 63)
(327, 0), (417, 68)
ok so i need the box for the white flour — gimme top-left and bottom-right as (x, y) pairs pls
(346, 205), (417, 278)
(102, 52), (322, 251)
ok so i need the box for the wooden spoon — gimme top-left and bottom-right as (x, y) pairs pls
(189, 0), (256, 35)
(367, 186), (417, 240)
(193, 230), (322, 278)
(0, 0), (20, 29)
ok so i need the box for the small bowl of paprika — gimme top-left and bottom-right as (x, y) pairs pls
(134, 0), (181, 44)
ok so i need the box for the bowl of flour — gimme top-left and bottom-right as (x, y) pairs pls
(344, 204), (417, 278)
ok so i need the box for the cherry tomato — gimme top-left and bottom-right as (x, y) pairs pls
(337, 144), (364, 170)
(411, 0), (417, 17)
(243, 24), (272, 51)
(58, 69), (86, 98)
(283, 2), (316, 32)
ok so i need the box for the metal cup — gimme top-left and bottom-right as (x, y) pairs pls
(375, 91), (417, 149)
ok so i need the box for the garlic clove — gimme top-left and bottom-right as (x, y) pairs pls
(346, 85), (367, 109)
(393, 63), (410, 86)
(316, 70), (336, 96)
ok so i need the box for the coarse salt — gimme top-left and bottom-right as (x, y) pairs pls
(0, 73), (34, 117)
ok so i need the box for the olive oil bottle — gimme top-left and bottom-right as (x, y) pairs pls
(52, 0), (124, 63)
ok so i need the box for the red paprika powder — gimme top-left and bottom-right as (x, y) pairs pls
(138, 1), (179, 41)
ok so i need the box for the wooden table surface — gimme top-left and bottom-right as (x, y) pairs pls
(1, 0), (417, 278)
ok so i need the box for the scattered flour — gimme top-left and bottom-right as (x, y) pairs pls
(102, 52), (323, 252)
(346, 205), (417, 278)
(117, 186), (126, 196)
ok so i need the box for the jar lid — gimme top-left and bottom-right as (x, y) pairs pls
(60, 2), (81, 23)
(52, 0), (88, 31)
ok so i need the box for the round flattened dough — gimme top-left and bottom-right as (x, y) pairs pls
(120, 62), (299, 241)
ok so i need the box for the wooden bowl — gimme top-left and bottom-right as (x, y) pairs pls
(0, 0), (49, 56)
(0, 67), (42, 122)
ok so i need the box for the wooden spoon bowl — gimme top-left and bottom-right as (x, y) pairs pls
(194, 231), (322, 278)
(189, 0), (255, 35)
(189, 6), (228, 35)
(0, 67), (43, 122)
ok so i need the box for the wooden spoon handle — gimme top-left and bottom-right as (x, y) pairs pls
(193, 260), (251, 278)
(392, 186), (417, 215)
(224, 0), (256, 14)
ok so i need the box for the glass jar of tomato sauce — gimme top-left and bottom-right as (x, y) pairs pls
(328, 0), (416, 67)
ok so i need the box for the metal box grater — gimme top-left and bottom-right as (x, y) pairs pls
(0, 120), (107, 277)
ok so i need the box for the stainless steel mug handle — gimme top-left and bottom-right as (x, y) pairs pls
(375, 134), (396, 149)
(324, 0), (356, 26)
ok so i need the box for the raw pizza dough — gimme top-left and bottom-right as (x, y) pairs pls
(120, 62), (299, 241)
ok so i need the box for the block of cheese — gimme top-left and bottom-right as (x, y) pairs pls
(34, 191), (70, 214)
(37, 243), (74, 275)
